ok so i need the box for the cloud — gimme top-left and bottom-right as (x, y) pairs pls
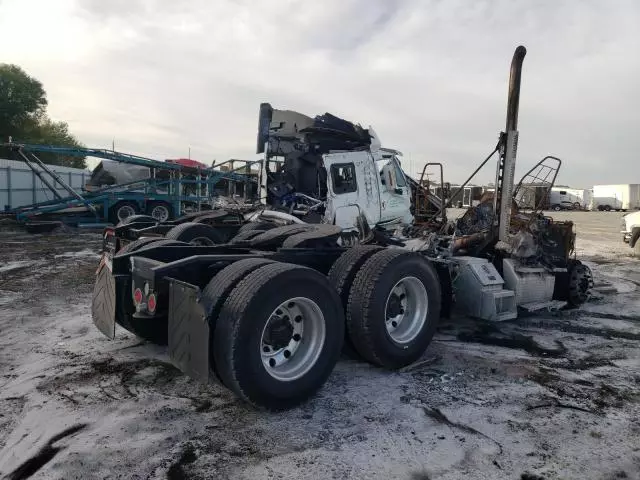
(1, 0), (639, 186)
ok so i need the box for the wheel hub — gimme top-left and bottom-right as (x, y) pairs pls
(151, 205), (169, 222)
(384, 276), (428, 345)
(264, 316), (294, 349)
(118, 205), (136, 221)
(386, 293), (405, 318)
(260, 297), (326, 382)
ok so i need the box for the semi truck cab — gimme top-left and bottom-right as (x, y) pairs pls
(256, 104), (414, 236)
(323, 147), (413, 234)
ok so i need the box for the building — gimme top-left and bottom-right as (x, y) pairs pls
(0, 158), (90, 211)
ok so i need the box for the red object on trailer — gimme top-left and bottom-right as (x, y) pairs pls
(165, 158), (208, 169)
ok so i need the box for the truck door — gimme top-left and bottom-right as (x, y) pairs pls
(378, 157), (413, 228)
(323, 151), (381, 231)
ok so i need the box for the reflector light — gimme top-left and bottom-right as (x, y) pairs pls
(147, 293), (157, 313)
(133, 288), (143, 305)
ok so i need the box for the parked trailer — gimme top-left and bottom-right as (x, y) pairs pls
(591, 184), (640, 211)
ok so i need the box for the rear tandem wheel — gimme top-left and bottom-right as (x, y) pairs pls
(346, 249), (442, 369)
(212, 262), (345, 410)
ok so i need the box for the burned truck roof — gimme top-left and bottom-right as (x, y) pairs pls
(256, 103), (376, 156)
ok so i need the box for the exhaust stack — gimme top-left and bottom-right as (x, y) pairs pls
(494, 45), (527, 242)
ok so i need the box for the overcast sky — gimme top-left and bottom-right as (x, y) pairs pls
(1, 0), (639, 186)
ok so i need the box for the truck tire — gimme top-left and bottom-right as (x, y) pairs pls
(328, 246), (385, 310)
(230, 229), (266, 244)
(213, 262), (344, 410)
(328, 246), (384, 359)
(147, 202), (172, 222)
(247, 224), (314, 248)
(604, 205), (612, 212)
(281, 225), (342, 249)
(117, 236), (162, 253)
(111, 201), (139, 224)
(202, 258), (275, 378)
(346, 249), (441, 369)
(192, 211), (233, 224)
(552, 204), (561, 211)
(237, 221), (276, 234)
(567, 260), (594, 307)
(635, 241), (640, 258)
(116, 214), (156, 227)
(203, 258), (275, 328)
(165, 222), (224, 245)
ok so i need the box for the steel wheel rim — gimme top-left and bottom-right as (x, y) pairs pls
(190, 237), (216, 246)
(260, 296), (326, 382)
(384, 276), (428, 344)
(151, 205), (169, 222)
(117, 205), (136, 222)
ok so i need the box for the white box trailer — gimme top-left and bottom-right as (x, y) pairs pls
(591, 184), (640, 211)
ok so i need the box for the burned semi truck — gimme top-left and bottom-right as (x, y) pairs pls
(92, 46), (593, 410)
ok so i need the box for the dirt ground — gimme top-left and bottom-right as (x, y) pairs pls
(0, 212), (639, 480)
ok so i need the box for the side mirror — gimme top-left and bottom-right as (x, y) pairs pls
(394, 187), (403, 195)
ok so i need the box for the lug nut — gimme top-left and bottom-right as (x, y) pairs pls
(293, 334), (301, 341)
(287, 302), (295, 308)
(269, 358), (276, 367)
(263, 346), (270, 352)
(284, 350), (291, 358)
(294, 315), (302, 323)
(391, 321), (398, 328)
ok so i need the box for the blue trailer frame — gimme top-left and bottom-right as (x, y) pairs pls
(3, 143), (258, 225)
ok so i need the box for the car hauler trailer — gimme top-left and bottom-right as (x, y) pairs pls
(1, 143), (258, 227)
(91, 46), (593, 410)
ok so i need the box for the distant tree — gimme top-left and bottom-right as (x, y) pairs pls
(0, 64), (47, 135)
(0, 64), (86, 168)
(19, 117), (86, 168)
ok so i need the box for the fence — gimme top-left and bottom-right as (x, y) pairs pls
(0, 158), (90, 211)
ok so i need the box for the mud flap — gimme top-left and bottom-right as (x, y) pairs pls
(91, 264), (117, 339)
(167, 280), (211, 383)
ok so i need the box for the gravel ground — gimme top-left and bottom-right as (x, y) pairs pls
(0, 212), (638, 480)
